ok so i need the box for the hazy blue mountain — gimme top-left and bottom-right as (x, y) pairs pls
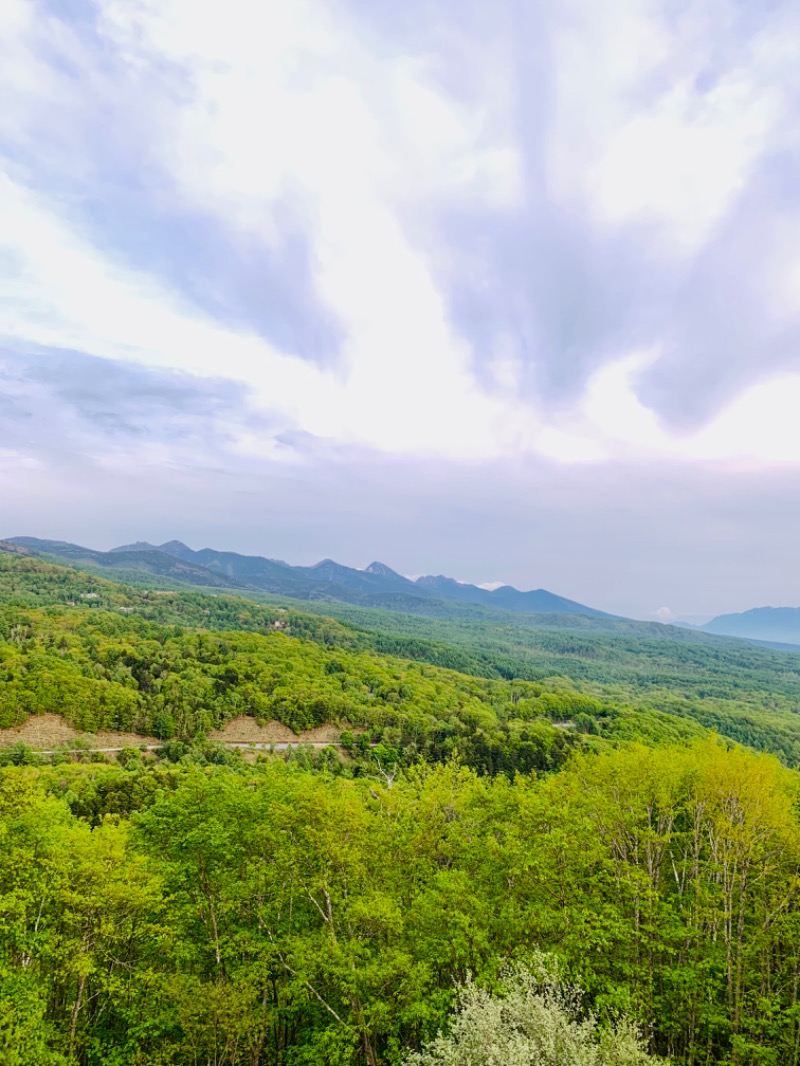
(126, 543), (417, 601)
(177, 547), (300, 592)
(10, 537), (83, 554)
(9, 537), (428, 606)
(153, 545), (613, 617)
(415, 575), (614, 619)
(293, 558), (426, 597)
(7, 535), (613, 619)
(702, 607), (800, 647)
(111, 540), (163, 553)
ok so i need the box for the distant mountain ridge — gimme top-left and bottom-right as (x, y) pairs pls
(5, 536), (614, 620)
(416, 574), (604, 616)
(8, 537), (247, 589)
(701, 606), (800, 647)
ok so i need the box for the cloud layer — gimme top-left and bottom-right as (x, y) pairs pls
(3, 0), (800, 615)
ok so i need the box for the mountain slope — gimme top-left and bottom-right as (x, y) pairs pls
(127, 542), (436, 604)
(7, 537), (436, 607)
(294, 558), (428, 597)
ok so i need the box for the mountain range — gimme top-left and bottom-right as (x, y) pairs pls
(7, 536), (800, 645)
(698, 607), (800, 647)
(3, 537), (614, 619)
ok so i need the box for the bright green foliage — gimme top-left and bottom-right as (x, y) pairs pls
(307, 600), (800, 763)
(6, 554), (800, 1063)
(1, 742), (800, 1064)
(4, 552), (800, 762)
(0, 600), (585, 772)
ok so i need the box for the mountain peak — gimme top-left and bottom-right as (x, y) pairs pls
(110, 541), (159, 553)
(365, 561), (401, 577)
(416, 574), (461, 588)
(702, 605), (800, 647)
(159, 540), (192, 553)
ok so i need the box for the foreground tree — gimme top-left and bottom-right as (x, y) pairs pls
(405, 956), (664, 1066)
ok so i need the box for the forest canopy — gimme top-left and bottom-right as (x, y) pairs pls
(3, 552), (800, 1064)
(1, 742), (798, 1065)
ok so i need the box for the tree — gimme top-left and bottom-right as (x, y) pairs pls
(405, 955), (664, 1066)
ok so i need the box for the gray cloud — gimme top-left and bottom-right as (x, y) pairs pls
(359, 0), (800, 424)
(6, 2), (343, 364)
(639, 149), (800, 424)
(12, 0), (800, 423)
(0, 344), (255, 455)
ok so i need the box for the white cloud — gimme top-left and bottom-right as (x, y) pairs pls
(3, 0), (800, 474)
(572, 352), (800, 466)
(0, 165), (541, 459)
(549, 0), (797, 253)
(1, 0), (539, 461)
(589, 73), (781, 252)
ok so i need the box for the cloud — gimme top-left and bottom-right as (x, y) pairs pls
(4, 0), (800, 616)
(0, 342), (275, 472)
(1, 0), (342, 360)
(0, 0), (530, 460)
(639, 150), (800, 424)
(3, 0), (800, 468)
(431, 0), (800, 424)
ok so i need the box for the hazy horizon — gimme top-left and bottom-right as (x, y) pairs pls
(3, 0), (800, 621)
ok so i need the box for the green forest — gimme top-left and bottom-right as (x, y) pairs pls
(4, 552), (800, 1064)
(3, 744), (798, 1065)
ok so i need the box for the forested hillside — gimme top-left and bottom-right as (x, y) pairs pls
(5, 552), (800, 1064)
(0, 554), (701, 775)
(3, 552), (800, 763)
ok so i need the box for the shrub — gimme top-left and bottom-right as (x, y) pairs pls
(405, 954), (664, 1066)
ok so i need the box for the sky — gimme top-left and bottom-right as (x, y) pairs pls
(2, 0), (800, 621)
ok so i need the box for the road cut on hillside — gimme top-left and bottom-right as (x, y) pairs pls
(0, 713), (354, 754)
